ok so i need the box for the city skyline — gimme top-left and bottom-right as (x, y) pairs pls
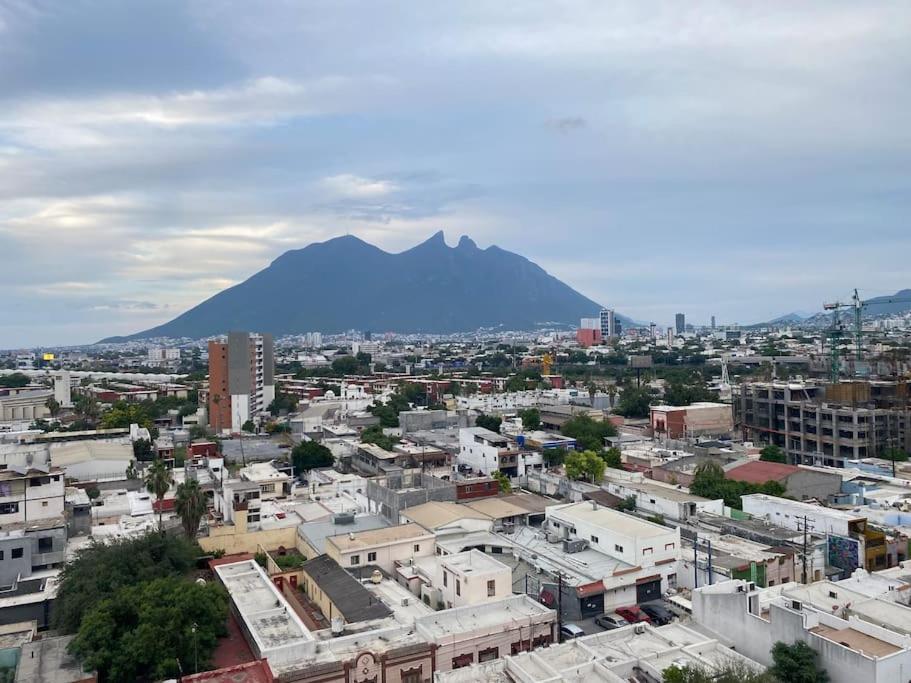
(3, 2), (910, 346)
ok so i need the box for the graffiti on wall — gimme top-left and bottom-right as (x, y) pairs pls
(827, 534), (861, 572)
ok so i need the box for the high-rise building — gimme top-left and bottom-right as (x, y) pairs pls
(667, 327), (675, 347)
(675, 313), (685, 334)
(710, 315), (716, 330)
(600, 309), (621, 339)
(649, 322), (657, 340)
(208, 331), (275, 433)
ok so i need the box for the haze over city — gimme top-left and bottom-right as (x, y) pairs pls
(3, 1), (910, 346)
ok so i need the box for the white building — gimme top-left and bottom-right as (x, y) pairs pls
(238, 461), (291, 500)
(601, 472), (724, 522)
(741, 493), (866, 537)
(0, 465), (65, 525)
(400, 549), (512, 610)
(458, 427), (543, 478)
(323, 522), (435, 575)
(52, 371), (73, 408)
(693, 579), (911, 683)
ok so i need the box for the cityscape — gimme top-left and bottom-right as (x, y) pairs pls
(2, 3), (910, 683)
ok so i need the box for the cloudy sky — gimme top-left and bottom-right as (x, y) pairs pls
(2, 1), (910, 347)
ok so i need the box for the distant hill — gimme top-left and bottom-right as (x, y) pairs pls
(102, 232), (627, 342)
(755, 289), (911, 328)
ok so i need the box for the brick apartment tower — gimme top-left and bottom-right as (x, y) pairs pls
(208, 332), (275, 433)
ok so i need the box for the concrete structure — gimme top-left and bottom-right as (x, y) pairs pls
(0, 517), (66, 587)
(723, 460), (842, 501)
(238, 461), (291, 500)
(323, 523), (435, 574)
(418, 549), (511, 610)
(734, 380), (911, 468)
(52, 371), (73, 409)
(0, 466), (65, 526)
(693, 579), (911, 683)
(400, 501), (493, 535)
(16, 635), (95, 683)
(599, 308), (620, 340)
(601, 474), (724, 521)
(675, 313), (685, 334)
(208, 332), (275, 433)
(435, 622), (765, 683)
(650, 402), (733, 439)
(0, 391), (52, 423)
(399, 410), (470, 435)
(458, 427), (542, 478)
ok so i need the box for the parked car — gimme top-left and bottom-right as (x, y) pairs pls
(640, 602), (674, 625)
(594, 613), (629, 630)
(559, 623), (586, 640)
(614, 605), (652, 624)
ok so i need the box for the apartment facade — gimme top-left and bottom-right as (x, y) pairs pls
(734, 380), (910, 468)
(458, 427), (542, 478)
(208, 331), (275, 433)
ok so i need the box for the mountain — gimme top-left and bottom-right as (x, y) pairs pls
(755, 289), (911, 328)
(102, 232), (623, 342)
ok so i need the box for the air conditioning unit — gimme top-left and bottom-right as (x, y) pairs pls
(562, 539), (588, 554)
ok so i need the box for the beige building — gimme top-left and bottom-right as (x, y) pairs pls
(324, 523), (435, 574)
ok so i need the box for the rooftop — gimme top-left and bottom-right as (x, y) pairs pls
(325, 523), (432, 552)
(300, 555), (392, 624)
(811, 624), (901, 657)
(442, 549), (510, 576)
(298, 514), (388, 554)
(725, 460), (799, 484)
(401, 501), (491, 530)
(463, 496), (532, 520)
(16, 635), (92, 683)
(548, 501), (674, 539)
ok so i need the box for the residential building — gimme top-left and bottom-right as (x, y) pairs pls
(723, 460), (842, 501)
(423, 549), (511, 610)
(0, 465), (65, 525)
(238, 461), (291, 500)
(733, 380), (911, 467)
(742, 493), (888, 572)
(601, 473), (724, 521)
(208, 331), (275, 433)
(575, 327), (602, 348)
(457, 427), (543, 478)
(323, 523), (435, 574)
(693, 579), (911, 683)
(0, 517), (67, 587)
(650, 403), (733, 439)
(296, 514), (389, 559)
(400, 501), (493, 534)
(299, 554), (393, 625)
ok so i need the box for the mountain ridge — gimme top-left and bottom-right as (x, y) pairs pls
(102, 232), (626, 342)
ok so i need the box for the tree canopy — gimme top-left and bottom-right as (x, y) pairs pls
(565, 450), (606, 483)
(560, 414), (617, 451)
(663, 661), (775, 683)
(689, 460), (786, 509)
(759, 445), (787, 464)
(663, 382), (717, 407)
(291, 440), (334, 472)
(360, 424), (399, 451)
(69, 576), (228, 682)
(518, 407), (541, 430)
(602, 446), (623, 470)
(53, 533), (198, 634)
(769, 640), (829, 683)
(475, 413), (503, 433)
(613, 387), (652, 418)
(0, 372), (29, 388)
(175, 479), (207, 538)
(491, 470), (512, 494)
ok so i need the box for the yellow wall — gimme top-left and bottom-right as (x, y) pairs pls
(199, 523), (298, 555)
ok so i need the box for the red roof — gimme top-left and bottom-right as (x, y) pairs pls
(208, 552), (255, 570)
(726, 460), (799, 484)
(182, 660), (273, 683)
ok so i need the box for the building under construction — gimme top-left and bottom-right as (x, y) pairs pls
(733, 379), (910, 468)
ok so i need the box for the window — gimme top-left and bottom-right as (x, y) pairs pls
(452, 654), (473, 669)
(260, 484), (275, 493)
(11, 548), (23, 559)
(38, 537), (53, 553)
(367, 552), (377, 562)
(456, 579), (461, 596)
(665, 543), (675, 550)
(614, 544), (624, 553)
(642, 547), (653, 555)
(591, 535), (599, 543)
(443, 571), (448, 587)
(0, 503), (18, 515)
(401, 668), (423, 683)
(487, 579), (496, 597)
(0, 551), (3, 560)
(351, 555), (360, 566)
(478, 647), (499, 663)
(414, 544), (420, 552)
(41, 501), (48, 507)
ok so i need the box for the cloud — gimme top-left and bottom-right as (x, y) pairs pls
(1, 1), (910, 346)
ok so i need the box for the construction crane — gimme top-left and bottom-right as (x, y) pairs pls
(541, 352), (554, 377)
(823, 289), (911, 381)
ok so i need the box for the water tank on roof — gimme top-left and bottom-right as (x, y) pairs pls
(333, 512), (355, 525)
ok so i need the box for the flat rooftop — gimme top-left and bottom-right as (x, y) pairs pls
(549, 501), (673, 539)
(325, 523), (432, 552)
(215, 560), (313, 652)
(415, 594), (553, 641)
(811, 624), (901, 657)
(16, 635), (91, 683)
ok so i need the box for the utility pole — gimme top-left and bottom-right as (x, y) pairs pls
(797, 515), (814, 584)
(693, 534), (699, 589)
(706, 540), (714, 586)
(557, 572), (564, 642)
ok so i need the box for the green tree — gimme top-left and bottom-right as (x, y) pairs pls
(331, 354), (361, 375)
(242, 419), (256, 433)
(361, 424), (399, 451)
(53, 533), (198, 633)
(760, 445), (787, 463)
(543, 447), (567, 468)
(45, 396), (61, 417)
(882, 447), (910, 463)
(518, 407), (541, 430)
(144, 459), (173, 533)
(73, 393), (101, 424)
(69, 576), (228, 682)
(663, 661), (775, 683)
(491, 470), (512, 494)
(0, 373), (29, 388)
(561, 414), (617, 451)
(617, 495), (637, 512)
(613, 387), (652, 418)
(664, 382), (717, 407)
(175, 479), (207, 539)
(602, 446), (623, 470)
(769, 640), (829, 683)
(475, 414), (503, 433)
(505, 375), (528, 392)
(565, 450), (606, 483)
(291, 440), (335, 472)
(132, 438), (154, 461)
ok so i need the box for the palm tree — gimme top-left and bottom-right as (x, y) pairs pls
(144, 459), (173, 533)
(45, 397), (61, 418)
(175, 479), (207, 539)
(607, 384), (618, 409)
